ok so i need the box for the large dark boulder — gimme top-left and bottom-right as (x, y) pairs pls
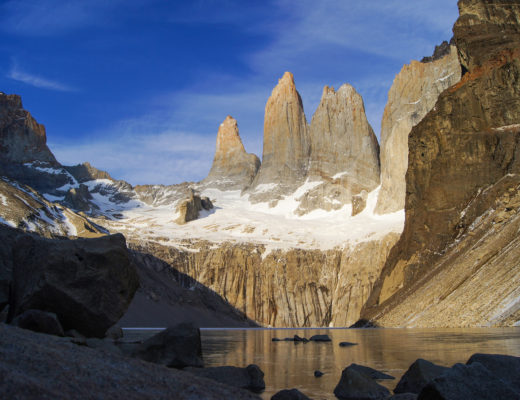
(394, 359), (449, 394)
(12, 309), (64, 336)
(131, 323), (204, 368)
(8, 230), (139, 338)
(185, 364), (265, 392)
(417, 362), (520, 400)
(271, 388), (312, 400)
(349, 363), (395, 380)
(466, 353), (520, 392)
(334, 365), (391, 400)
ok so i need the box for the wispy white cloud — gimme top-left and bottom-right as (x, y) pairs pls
(7, 64), (75, 92)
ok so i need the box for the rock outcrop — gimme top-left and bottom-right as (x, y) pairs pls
(375, 44), (461, 215)
(130, 232), (399, 328)
(248, 72), (310, 202)
(202, 116), (260, 190)
(0, 93), (58, 165)
(362, 0), (520, 327)
(174, 188), (213, 224)
(4, 225), (139, 337)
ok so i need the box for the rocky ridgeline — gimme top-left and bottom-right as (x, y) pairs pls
(362, 0), (520, 327)
(375, 43), (461, 214)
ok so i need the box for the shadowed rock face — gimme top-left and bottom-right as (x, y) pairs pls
(249, 72), (310, 201)
(375, 45), (461, 215)
(0, 93), (57, 165)
(362, 0), (520, 326)
(202, 116), (260, 190)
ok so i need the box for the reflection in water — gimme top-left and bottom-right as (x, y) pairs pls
(199, 328), (520, 400)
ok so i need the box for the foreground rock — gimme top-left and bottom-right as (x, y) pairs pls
(334, 365), (391, 400)
(362, 0), (520, 327)
(417, 362), (520, 399)
(6, 225), (139, 338)
(0, 323), (260, 400)
(185, 364), (265, 392)
(12, 309), (64, 337)
(131, 323), (204, 368)
(202, 115), (261, 190)
(466, 353), (520, 392)
(394, 359), (449, 394)
(348, 363), (395, 380)
(271, 389), (312, 400)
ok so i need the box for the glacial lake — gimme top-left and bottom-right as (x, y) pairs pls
(124, 327), (520, 399)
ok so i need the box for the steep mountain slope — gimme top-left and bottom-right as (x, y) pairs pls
(362, 0), (520, 327)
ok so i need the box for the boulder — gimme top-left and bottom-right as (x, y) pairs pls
(131, 323), (204, 368)
(394, 359), (449, 394)
(12, 309), (64, 337)
(175, 189), (214, 224)
(314, 370), (324, 377)
(349, 363), (395, 380)
(417, 362), (520, 400)
(389, 394), (417, 400)
(9, 231), (139, 338)
(334, 366), (391, 400)
(309, 334), (331, 342)
(185, 364), (265, 393)
(271, 388), (312, 400)
(104, 324), (123, 340)
(466, 353), (520, 392)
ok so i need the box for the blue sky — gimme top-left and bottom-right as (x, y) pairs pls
(0, 0), (459, 185)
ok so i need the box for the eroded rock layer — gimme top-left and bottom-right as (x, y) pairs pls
(375, 45), (461, 215)
(131, 232), (399, 328)
(362, 0), (520, 327)
(202, 116), (260, 190)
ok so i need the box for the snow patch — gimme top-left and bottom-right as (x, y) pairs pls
(0, 194), (7, 206)
(0, 216), (16, 228)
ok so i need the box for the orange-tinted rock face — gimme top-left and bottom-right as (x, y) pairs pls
(362, 0), (520, 326)
(202, 116), (260, 190)
(0, 93), (58, 165)
(249, 72), (310, 199)
(375, 47), (461, 215)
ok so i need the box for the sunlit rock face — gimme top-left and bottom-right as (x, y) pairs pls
(295, 84), (380, 215)
(375, 44), (461, 215)
(201, 115), (260, 190)
(248, 72), (310, 202)
(362, 0), (520, 327)
(0, 93), (58, 166)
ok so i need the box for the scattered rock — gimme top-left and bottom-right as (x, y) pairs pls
(131, 323), (204, 368)
(272, 337), (282, 342)
(105, 324), (123, 340)
(314, 370), (324, 377)
(339, 341), (358, 347)
(349, 363), (395, 380)
(294, 334), (308, 342)
(185, 364), (265, 393)
(9, 231), (139, 338)
(417, 362), (520, 399)
(12, 309), (64, 337)
(334, 365), (391, 400)
(271, 388), (312, 400)
(309, 334), (331, 342)
(466, 353), (520, 392)
(394, 358), (449, 394)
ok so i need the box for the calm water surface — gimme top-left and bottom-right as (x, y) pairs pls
(125, 327), (520, 399)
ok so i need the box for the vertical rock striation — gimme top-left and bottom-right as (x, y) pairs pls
(375, 44), (461, 215)
(248, 72), (310, 202)
(362, 0), (520, 326)
(202, 116), (260, 190)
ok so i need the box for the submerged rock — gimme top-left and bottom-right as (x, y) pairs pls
(309, 334), (331, 342)
(185, 364), (265, 393)
(131, 323), (204, 368)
